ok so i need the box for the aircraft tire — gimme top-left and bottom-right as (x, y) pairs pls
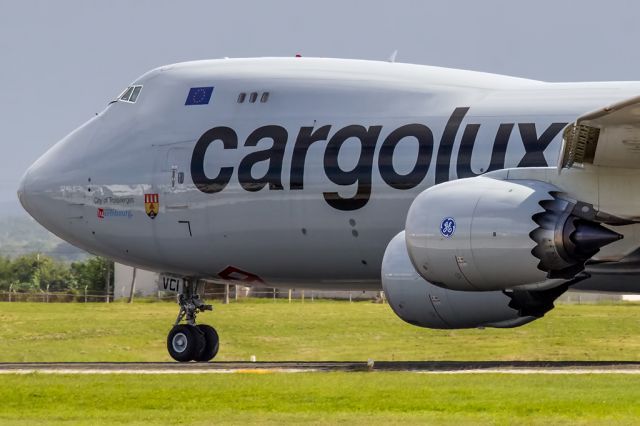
(194, 324), (219, 362)
(167, 324), (205, 362)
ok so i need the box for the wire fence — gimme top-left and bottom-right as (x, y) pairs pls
(0, 290), (109, 303)
(0, 288), (633, 305)
(0, 287), (386, 304)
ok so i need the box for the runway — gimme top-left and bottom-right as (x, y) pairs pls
(2, 361), (640, 374)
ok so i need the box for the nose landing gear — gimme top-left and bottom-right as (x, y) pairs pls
(167, 279), (219, 362)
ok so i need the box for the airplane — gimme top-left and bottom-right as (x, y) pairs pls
(17, 57), (640, 362)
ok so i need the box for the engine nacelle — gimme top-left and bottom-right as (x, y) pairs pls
(382, 232), (565, 329)
(405, 176), (621, 291)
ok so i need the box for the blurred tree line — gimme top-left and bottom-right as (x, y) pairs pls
(0, 254), (113, 294)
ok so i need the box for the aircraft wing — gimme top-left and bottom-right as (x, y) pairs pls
(561, 95), (640, 169)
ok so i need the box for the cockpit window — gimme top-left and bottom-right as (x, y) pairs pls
(117, 85), (143, 103)
(119, 87), (134, 101)
(129, 86), (142, 102)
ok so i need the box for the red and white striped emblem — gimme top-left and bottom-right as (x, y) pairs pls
(144, 193), (159, 219)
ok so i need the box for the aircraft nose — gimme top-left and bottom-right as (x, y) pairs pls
(17, 165), (49, 225)
(18, 117), (99, 244)
(18, 146), (91, 251)
(17, 139), (89, 244)
(17, 157), (63, 234)
(17, 169), (30, 213)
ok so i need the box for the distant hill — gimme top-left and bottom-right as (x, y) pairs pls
(0, 199), (25, 218)
(0, 216), (88, 261)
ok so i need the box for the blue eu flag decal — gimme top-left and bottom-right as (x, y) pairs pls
(185, 87), (214, 105)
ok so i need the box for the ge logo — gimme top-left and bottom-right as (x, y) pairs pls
(440, 217), (456, 238)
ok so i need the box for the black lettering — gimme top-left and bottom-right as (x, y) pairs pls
(488, 123), (514, 172)
(290, 125), (331, 190)
(455, 123), (480, 179)
(435, 107), (469, 184)
(162, 277), (179, 291)
(517, 122), (567, 167)
(191, 126), (238, 194)
(378, 124), (433, 189)
(456, 123), (514, 178)
(323, 125), (382, 211)
(238, 125), (288, 191)
(192, 114), (566, 212)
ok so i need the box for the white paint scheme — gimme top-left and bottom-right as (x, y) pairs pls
(17, 57), (640, 292)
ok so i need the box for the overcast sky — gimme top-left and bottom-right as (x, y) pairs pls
(2, 0), (640, 215)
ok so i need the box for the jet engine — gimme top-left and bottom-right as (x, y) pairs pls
(405, 176), (622, 291)
(382, 232), (568, 329)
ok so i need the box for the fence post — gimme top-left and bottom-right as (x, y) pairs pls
(224, 284), (229, 304)
(105, 263), (111, 304)
(301, 290), (305, 303)
(46, 284), (50, 303)
(84, 285), (88, 303)
(128, 267), (137, 303)
(234, 285), (238, 301)
(8, 283), (13, 302)
(349, 292), (352, 303)
(288, 289), (292, 303)
(273, 288), (276, 302)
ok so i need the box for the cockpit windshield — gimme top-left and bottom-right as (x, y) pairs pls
(112, 85), (143, 104)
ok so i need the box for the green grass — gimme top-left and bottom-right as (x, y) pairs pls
(0, 299), (639, 362)
(2, 300), (640, 424)
(1, 373), (639, 425)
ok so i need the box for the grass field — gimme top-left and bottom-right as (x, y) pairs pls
(1, 373), (640, 425)
(2, 300), (640, 424)
(0, 299), (640, 362)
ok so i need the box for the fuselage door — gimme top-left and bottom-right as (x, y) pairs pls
(151, 145), (198, 266)
(163, 147), (191, 210)
(166, 147), (189, 192)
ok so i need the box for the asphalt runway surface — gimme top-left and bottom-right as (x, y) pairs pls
(2, 361), (640, 374)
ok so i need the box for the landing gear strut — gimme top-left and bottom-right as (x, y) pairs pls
(167, 279), (219, 362)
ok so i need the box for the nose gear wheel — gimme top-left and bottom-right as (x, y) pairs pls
(167, 279), (218, 362)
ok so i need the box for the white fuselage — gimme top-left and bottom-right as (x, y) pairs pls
(18, 58), (640, 289)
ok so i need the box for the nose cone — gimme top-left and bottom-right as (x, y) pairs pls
(18, 118), (99, 246)
(17, 169), (30, 214)
(17, 154), (72, 238)
(17, 163), (56, 229)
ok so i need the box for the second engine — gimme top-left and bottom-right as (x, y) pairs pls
(382, 231), (568, 329)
